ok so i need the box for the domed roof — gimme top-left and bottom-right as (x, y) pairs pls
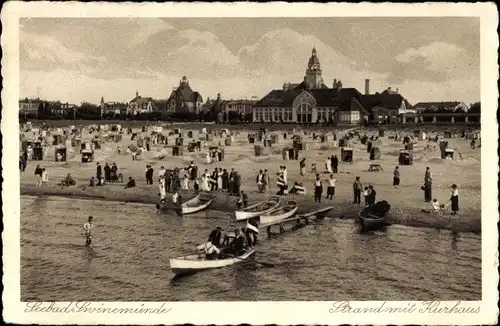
(308, 55), (320, 66)
(308, 47), (320, 67)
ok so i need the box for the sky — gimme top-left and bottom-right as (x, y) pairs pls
(19, 17), (480, 105)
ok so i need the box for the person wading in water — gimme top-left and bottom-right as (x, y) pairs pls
(83, 216), (94, 246)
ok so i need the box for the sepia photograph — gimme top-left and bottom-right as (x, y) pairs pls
(2, 2), (498, 325)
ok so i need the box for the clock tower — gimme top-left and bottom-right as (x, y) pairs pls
(304, 46), (324, 89)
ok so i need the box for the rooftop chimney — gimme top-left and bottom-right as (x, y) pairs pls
(365, 79), (370, 95)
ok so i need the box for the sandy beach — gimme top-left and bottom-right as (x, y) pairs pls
(20, 124), (481, 234)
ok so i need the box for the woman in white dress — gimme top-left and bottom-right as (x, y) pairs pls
(201, 170), (210, 191)
(158, 176), (167, 203)
(325, 157), (332, 174)
(182, 175), (189, 190)
(41, 168), (49, 185)
(217, 168), (223, 190)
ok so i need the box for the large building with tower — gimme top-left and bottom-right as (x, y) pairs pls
(252, 47), (410, 124)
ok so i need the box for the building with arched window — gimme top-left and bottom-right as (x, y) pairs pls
(253, 47), (372, 124)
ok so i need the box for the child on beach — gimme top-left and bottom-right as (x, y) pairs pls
(34, 165), (43, 187)
(421, 199), (445, 215)
(41, 168), (48, 185)
(182, 175), (189, 190)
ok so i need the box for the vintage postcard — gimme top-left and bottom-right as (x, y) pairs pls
(2, 2), (499, 325)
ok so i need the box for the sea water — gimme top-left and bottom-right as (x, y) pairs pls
(20, 196), (480, 301)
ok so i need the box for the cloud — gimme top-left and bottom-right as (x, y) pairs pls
(396, 42), (465, 65)
(390, 42), (476, 84)
(19, 24), (479, 105)
(130, 18), (176, 46)
(392, 76), (479, 105)
(238, 28), (357, 77)
(237, 28), (386, 92)
(135, 28), (241, 79)
(20, 30), (107, 72)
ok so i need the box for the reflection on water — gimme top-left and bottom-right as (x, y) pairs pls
(21, 196), (481, 301)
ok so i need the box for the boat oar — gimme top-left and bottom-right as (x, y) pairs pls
(249, 260), (276, 267)
(233, 256), (276, 267)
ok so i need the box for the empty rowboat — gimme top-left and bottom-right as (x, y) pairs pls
(170, 248), (256, 276)
(235, 196), (280, 221)
(181, 193), (215, 215)
(259, 200), (298, 225)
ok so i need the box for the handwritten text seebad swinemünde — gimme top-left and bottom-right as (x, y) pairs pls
(329, 301), (480, 314)
(25, 302), (172, 314)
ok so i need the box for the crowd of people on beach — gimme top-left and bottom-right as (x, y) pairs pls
(24, 149), (460, 218)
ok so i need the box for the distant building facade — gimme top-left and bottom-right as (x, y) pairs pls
(19, 98), (42, 115)
(412, 101), (469, 113)
(223, 98), (257, 116)
(125, 92), (166, 115)
(49, 101), (77, 116)
(100, 97), (128, 115)
(362, 81), (412, 123)
(166, 76), (203, 113)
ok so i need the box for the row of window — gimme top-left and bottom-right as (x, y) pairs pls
(255, 106), (340, 122)
(254, 107), (294, 122)
(338, 111), (361, 122)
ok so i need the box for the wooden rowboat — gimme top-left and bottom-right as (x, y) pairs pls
(181, 193), (214, 215)
(259, 205), (334, 230)
(299, 206), (334, 219)
(235, 196), (281, 221)
(358, 201), (391, 229)
(170, 248), (256, 276)
(259, 200), (298, 225)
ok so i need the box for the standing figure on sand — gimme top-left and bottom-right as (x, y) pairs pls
(202, 169), (211, 192)
(450, 184), (459, 215)
(423, 167), (433, 202)
(353, 176), (362, 204)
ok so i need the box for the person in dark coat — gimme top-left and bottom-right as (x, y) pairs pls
(393, 166), (400, 187)
(165, 171), (172, 193)
(424, 167), (432, 202)
(331, 155), (339, 173)
(234, 171), (241, 196)
(208, 227), (223, 247)
(230, 228), (246, 255)
(229, 168), (236, 195)
(187, 161), (197, 180)
(145, 165), (154, 185)
(110, 163), (118, 182)
(450, 184), (459, 215)
(368, 185), (376, 205)
(96, 163), (102, 181)
(104, 163), (111, 182)
(210, 168), (218, 191)
(222, 169), (229, 191)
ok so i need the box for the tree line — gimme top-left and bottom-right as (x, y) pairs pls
(19, 101), (253, 123)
